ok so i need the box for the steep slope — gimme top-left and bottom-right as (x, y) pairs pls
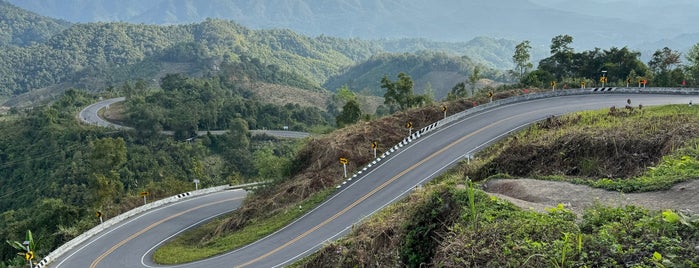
(0, 1), (70, 46)
(0, 18), (382, 105)
(323, 52), (478, 99)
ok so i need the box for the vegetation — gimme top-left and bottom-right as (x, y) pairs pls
(297, 104), (699, 267)
(154, 188), (333, 264)
(299, 174), (699, 267)
(468, 105), (699, 191)
(323, 51), (504, 100)
(0, 1), (69, 47)
(149, 88), (544, 264)
(0, 67), (327, 265)
(381, 72), (430, 111)
(0, 18), (383, 104)
(518, 35), (699, 88)
(4, 2), (699, 265)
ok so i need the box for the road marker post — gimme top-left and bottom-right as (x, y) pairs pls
(371, 142), (378, 159)
(140, 191), (149, 205)
(339, 157), (349, 178)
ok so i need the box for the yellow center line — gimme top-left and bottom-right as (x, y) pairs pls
(237, 112), (532, 267)
(90, 196), (243, 268)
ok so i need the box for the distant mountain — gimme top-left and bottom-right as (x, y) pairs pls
(0, 18), (384, 105)
(0, 1), (70, 46)
(7, 0), (697, 51)
(324, 51), (476, 100)
(324, 37), (543, 99)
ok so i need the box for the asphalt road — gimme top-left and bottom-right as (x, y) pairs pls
(79, 97), (128, 129)
(51, 190), (247, 268)
(61, 93), (696, 267)
(78, 97), (310, 139)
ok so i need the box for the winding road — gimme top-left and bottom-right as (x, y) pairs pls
(54, 90), (697, 267)
(78, 97), (310, 139)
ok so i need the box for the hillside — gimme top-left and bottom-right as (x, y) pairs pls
(0, 3), (530, 108)
(324, 52), (482, 99)
(0, 18), (383, 106)
(0, 1), (70, 47)
(8, 0), (695, 51)
(296, 104), (699, 267)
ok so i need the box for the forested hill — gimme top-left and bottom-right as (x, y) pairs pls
(0, 1), (70, 47)
(0, 18), (383, 105)
(0, 2), (526, 107)
(8, 0), (692, 51)
(324, 52), (476, 100)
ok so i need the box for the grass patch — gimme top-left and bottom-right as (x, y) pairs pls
(296, 170), (699, 267)
(468, 104), (699, 192)
(153, 188), (334, 264)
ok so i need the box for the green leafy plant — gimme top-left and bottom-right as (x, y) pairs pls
(5, 230), (35, 265)
(466, 176), (477, 227)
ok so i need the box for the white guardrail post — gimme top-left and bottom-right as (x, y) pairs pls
(334, 87), (699, 189)
(36, 185), (238, 268)
(42, 88), (697, 268)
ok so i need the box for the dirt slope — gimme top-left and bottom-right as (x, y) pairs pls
(485, 178), (699, 216)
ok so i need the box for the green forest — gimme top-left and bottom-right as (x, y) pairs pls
(3, 0), (699, 266)
(0, 77), (326, 265)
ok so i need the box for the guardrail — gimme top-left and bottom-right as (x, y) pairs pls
(334, 87), (699, 189)
(50, 88), (696, 267)
(36, 184), (250, 268)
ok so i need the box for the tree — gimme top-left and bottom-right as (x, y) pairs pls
(539, 35), (575, 79)
(448, 82), (467, 100)
(550, 34), (574, 55)
(328, 85), (356, 117)
(423, 82), (435, 105)
(649, 47), (683, 86)
(381, 72), (425, 111)
(334, 85), (356, 104)
(89, 138), (127, 175)
(687, 43), (699, 85)
(521, 69), (555, 88)
(513, 40), (533, 80)
(468, 66), (481, 95)
(221, 118), (255, 177)
(335, 99), (362, 128)
(602, 47), (647, 83)
(649, 47), (681, 73)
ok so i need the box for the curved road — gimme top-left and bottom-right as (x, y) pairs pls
(58, 92), (697, 267)
(79, 97), (310, 139)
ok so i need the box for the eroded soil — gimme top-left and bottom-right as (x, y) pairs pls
(484, 178), (699, 216)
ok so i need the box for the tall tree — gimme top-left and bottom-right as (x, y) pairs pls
(468, 66), (481, 95)
(649, 47), (681, 73)
(687, 43), (699, 85)
(335, 99), (362, 128)
(649, 47), (683, 86)
(381, 72), (426, 111)
(539, 35), (575, 79)
(550, 34), (574, 55)
(448, 82), (467, 100)
(513, 40), (533, 80)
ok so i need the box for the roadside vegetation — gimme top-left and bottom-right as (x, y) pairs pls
(151, 87), (531, 263)
(467, 104), (699, 192)
(5, 3), (699, 265)
(297, 104), (699, 267)
(0, 83), (323, 266)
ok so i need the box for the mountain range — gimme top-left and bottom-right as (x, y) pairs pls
(7, 0), (698, 52)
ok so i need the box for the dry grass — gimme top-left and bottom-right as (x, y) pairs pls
(210, 88), (529, 236)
